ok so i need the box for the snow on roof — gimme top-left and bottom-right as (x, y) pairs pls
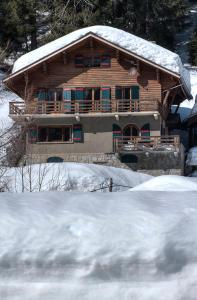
(12, 25), (191, 95)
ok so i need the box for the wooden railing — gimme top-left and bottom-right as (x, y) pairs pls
(114, 135), (180, 152)
(9, 99), (159, 116)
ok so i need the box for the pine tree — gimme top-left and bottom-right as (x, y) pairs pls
(189, 30), (197, 65)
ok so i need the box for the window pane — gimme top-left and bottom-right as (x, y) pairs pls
(115, 87), (122, 99)
(48, 128), (62, 141)
(94, 88), (100, 100)
(64, 127), (71, 141)
(101, 55), (110, 67)
(84, 88), (92, 100)
(48, 89), (55, 101)
(124, 88), (130, 100)
(56, 89), (63, 101)
(93, 56), (101, 67)
(84, 57), (92, 67)
(38, 128), (47, 142)
(75, 55), (84, 67)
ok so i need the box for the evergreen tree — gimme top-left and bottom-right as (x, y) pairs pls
(189, 30), (197, 65)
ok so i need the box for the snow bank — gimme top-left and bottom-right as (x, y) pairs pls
(2, 162), (151, 192)
(131, 175), (197, 191)
(1, 190), (197, 299)
(12, 25), (191, 93)
(186, 147), (197, 166)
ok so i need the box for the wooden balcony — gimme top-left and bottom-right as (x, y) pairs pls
(9, 99), (159, 117)
(114, 135), (181, 153)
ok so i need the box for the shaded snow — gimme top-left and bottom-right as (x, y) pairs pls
(2, 162), (151, 192)
(172, 68), (197, 121)
(186, 147), (197, 166)
(12, 25), (191, 93)
(0, 190), (197, 299)
(131, 175), (197, 191)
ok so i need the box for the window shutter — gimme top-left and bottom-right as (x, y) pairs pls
(141, 123), (150, 142)
(63, 88), (72, 112)
(28, 126), (37, 143)
(73, 124), (83, 143)
(37, 89), (46, 101)
(101, 87), (111, 111)
(112, 124), (122, 151)
(101, 55), (111, 67)
(131, 86), (139, 100)
(115, 87), (123, 99)
(75, 55), (84, 67)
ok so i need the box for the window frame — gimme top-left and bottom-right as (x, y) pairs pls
(37, 125), (73, 144)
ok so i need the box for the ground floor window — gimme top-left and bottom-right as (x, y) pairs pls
(38, 126), (73, 142)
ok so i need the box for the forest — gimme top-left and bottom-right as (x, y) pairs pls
(0, 0), (196, 64)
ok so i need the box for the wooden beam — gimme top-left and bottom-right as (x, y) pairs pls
(137, 60), (140, 74)
(63, 51), (67, 64)
(116, 50), (119, 61)
(156, 69), (160, 82)
(42, 62), (47, 74)
(90, 37), (94, 50)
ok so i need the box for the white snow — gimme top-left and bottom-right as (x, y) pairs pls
(12, 25), (191, 94)
(131, 174), (197, 191)
(1, 162), (151, 192)
(186, 147), (197, 166)
(0, 189), (197, 300)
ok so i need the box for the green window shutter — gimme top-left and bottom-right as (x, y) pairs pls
(141, 123), (150, 142)
(37, 89), (46, 101)
(115, 87), (122, 99)
(28, 126), (37, 143)
(101, 87), (111, 111)
(73, 124), (83, 143)
(131, 86), (139, 100)
(63, 88), (71, 112)
(75, 88), (84, 100)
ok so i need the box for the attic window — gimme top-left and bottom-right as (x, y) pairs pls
(75, 55), (110, 68)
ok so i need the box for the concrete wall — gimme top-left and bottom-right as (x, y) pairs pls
(27, 115), (161, 156)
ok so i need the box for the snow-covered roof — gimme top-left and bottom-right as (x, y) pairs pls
(11, 25), (191, 96)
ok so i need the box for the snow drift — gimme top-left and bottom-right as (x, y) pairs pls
(2, 162), (151, 192)
(1, 190), (197, 300)
(132, 175), (197, 191)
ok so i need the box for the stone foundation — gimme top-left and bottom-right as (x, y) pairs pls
(24, 148), (184, 176)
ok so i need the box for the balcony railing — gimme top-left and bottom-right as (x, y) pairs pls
(9, 99), (159, 116)
(114, 135), (180, 152)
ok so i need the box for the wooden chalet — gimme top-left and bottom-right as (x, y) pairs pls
(3, 26), (192, 171)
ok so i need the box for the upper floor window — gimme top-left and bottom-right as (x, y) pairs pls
(37, 88), (63, 101)
(115, 86), (139, 100)
(75, 54), (111, 68)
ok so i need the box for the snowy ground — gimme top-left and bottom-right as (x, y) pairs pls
(1, 189), (197, 300)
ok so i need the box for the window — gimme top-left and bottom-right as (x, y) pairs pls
(37, 126), (73, 142)
(48, 127), (62, 141)
(37, 88), (63, 101)
(115, 86), (139, 100)
(101, 55), (111, 67)
(84, 57), (92, 67)
(75, 54), (110, 68)
(94, 88), (100, 100)
(75, 55), (84, 67)
(38, 127), (47, 142)
(93, 56), (101, 67)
